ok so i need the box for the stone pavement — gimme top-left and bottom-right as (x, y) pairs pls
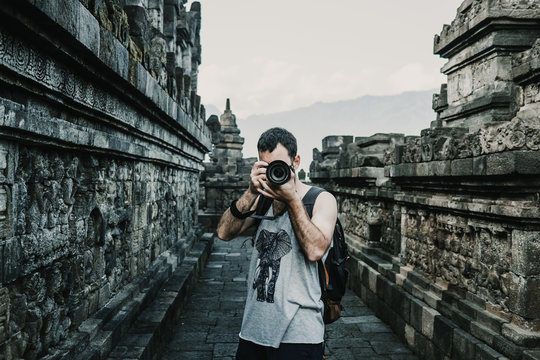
(161, 236), (418, 360)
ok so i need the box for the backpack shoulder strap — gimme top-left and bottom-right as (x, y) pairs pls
(302, 186), (325, 218)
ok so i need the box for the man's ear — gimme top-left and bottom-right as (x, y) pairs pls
(293, 155), (300, 170)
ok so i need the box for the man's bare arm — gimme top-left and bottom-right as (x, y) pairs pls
(286, 192), (337, 261)
(216, 160), (269, 241)
(216, 191), (259, 241)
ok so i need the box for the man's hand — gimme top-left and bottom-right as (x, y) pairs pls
(257, 167), (298, 204)
(216, 160), (268, 241)
(249, 160), (269, 195)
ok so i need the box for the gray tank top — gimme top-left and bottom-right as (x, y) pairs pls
(239, 204), (325, 348)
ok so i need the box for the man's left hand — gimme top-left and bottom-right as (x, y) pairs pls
(257, 169), (298, 204)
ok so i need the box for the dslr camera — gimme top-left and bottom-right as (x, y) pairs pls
(265, 160), (294, 186)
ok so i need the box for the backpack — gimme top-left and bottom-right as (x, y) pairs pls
(302, 186), (350, 324)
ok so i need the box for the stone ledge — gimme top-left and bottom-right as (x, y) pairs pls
(0, 2), (211, 153)
(0, 103), (203, 172)
(347, 250), (539, 359)
(310, 166), (385, 180)
(36, 233), (213, 360)
(389, 150), (540, 178)
(434, 1), (540, 57)
(392, 192), (540, 220)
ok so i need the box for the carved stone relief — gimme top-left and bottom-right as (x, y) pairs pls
(2, 145), (199, 358)
(402, 208), (514, 310)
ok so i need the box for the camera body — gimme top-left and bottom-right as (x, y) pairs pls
(266, 160), (293, 186)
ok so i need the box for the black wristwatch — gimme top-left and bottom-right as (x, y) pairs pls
(230, 199), (255, 219)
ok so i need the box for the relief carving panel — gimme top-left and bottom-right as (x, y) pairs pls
(402, 208), (513, 310)
(2, 145), (199, 357)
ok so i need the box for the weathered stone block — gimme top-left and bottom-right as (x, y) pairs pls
(2, 238), (21, 282)
(421, 306), (439, 340)
(405, 323), (416, 348)
(471, 321), (497, 347)
(414, 331), (436, 360)
(99, 28), (129, 82)
(433, 315), (455, 355)
(515, 151), (540, 175)
(416, 162), (429, 177)
(0, 287), (9, 343)
(0, 147), (7, 175)
(77, 3), (100, 55)
(485, 152), (516, 176)
(410, 297), (425, 333)
(511, 230), (540, 276)
(450, 158), (473, 176)
(431, 160), (452, 177)
(453, 328), (481, 360)
(452, 308), (474, 333)
(475, 343), (504, 360)
(34, 0), (78, 37)
(398, 290), (413, 324)
(473, 155), (487, 176)
(503, 273), (540, 319)
(367, 266), (378, 294)
(0, 186), (7, 214)
(501, 323), (540, 347)
(393, 163), (416, 177)
(492, 334), (525, 360)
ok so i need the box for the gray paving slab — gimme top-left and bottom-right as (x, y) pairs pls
(161, 236), (418, 359)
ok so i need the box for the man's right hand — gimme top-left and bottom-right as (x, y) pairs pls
(249, 160), (268, 194)
(216, 161), (266, 241)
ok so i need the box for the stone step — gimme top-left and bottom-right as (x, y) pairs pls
(105, 235), (214, 360)
(348, 252), (526, 360)
(38, 233), (213, 360)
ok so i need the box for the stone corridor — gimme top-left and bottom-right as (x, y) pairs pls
(2, 1), (540, 359)
(161, 236), (418, 360)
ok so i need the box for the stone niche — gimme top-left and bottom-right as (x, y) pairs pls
(0, 1), (210, 359)
(310, 1), (540, 359)
(199, 100), (256, 232)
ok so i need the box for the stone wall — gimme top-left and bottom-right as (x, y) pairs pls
(0, 1), (210, 359)
(310, 1), (540, 359)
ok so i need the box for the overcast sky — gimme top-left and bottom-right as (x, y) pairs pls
(193, 0), (464, 118)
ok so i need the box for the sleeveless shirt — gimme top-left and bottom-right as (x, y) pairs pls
(238, 203), (325, 348)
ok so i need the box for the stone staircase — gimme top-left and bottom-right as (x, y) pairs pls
(347, 242), (540, 360)
(41, 233), (214, 360)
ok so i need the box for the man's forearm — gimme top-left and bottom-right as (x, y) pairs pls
(216, 190), (258, 241)
(287, 196), (328, 262)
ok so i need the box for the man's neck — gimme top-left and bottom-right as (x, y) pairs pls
(295, 180), (310, 199)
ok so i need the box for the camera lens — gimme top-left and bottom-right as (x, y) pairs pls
(266, 160), (291, 186)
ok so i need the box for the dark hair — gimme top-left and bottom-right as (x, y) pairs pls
(257, 127), (297, 159)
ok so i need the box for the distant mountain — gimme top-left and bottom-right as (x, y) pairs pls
(232, 90), (438, 172)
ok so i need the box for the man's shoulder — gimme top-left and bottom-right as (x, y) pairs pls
(302, 185), (336, 210)
(305, 185), (334, 199)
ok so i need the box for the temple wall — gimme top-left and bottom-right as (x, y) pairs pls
(310, 1), (540, 359)
(0, 1), (210, 359)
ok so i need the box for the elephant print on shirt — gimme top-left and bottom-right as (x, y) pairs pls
(253, 229), (292, 303)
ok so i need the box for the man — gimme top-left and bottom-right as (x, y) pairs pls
(216, 127), (338, 360)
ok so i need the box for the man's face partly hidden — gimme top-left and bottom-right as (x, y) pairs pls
(258, 143), (300, 186)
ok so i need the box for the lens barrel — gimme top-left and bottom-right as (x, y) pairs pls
(266, 160), (291, 186)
